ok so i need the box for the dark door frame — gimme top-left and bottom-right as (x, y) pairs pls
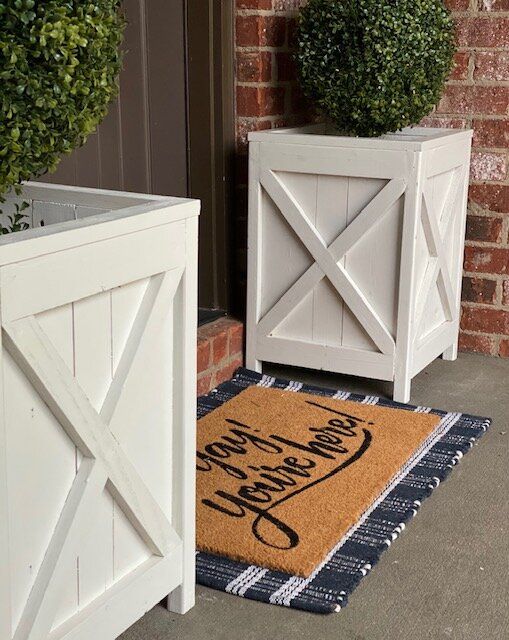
(186, 0), (235, 312)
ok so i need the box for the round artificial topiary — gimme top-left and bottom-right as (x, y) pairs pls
(296, 0), (456, 137)
(0, 0), (124, 198)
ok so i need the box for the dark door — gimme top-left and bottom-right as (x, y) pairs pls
(46, 0), (187, 197)
(44, 0), (234, 310)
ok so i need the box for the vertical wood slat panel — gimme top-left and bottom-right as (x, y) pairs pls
(273, 172), (316, 341)
(347, 178), (403, 344)
(74, 133), (101, 189)
(118, 0), (151, 193)
(187, 0), (215, 305)
(342, 178), (388, 351)
(259, 182), (313, 324)
(98, 100), (124, 191)
(420, 171), (453, 339)
(38, 306), (79, 631)
(72, 292), (115, 612)
(314, 175), (348, 347)
(0, 327), (11, 640)
(45, 0), (190, 197)
(145, 0), (187, 197)
(6, 306), (76, 631)
(110, 280), (152, 582)
(186, 0), (235, 309)
(110, 276), (175, 549)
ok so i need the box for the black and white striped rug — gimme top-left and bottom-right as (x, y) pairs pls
(196, 368), (490, 614)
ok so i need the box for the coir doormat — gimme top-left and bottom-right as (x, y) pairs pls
(197, 385), (442, 576)
(196, 369), (491, 613)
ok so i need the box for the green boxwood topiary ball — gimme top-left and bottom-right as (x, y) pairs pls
(296, 0), (456, 137)
(0, 1), (125, 197)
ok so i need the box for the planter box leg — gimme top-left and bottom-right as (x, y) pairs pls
(167, 220), (198, 616)
(442, 341), (458, 361)
(246, 356), (262, 373)
(168, 582), (195, 615)
(393, 373), (411, 404)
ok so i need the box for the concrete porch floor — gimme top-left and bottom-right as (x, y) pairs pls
(121, 352), (509, 640)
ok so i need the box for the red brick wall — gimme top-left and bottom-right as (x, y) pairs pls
(425, 0), (509, 357)
(234, 0), (311, 309)
(234, 0), (509, 357)
(197, 318), (244, 395)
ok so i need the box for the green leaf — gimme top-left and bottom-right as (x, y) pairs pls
(0, 0), (125, 203)
(295, 0), (455, 137)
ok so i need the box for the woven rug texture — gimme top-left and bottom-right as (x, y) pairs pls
(196, 368), (491, 614)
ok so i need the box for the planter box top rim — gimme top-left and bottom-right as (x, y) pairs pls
(0, 181), (199, 264)
(248, 125), (472, 150)
(12, 180), (195, 210)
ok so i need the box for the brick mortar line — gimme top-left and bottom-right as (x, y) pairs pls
(470, 187), (509, 192)
(448, 78), (509, 84)
(460, 331), (507, 337)
(470, 174), (509, 179)
(451, 11), (509, 16)
(432, 114), (508, 119)
(236, 9), (509, 17)
(466, 50), (475, 84)
(470, 182), (509, 187)
(235, 39), (290, 44)
(237, 115), (291, 124)
(436, 90), (509, 96)
(235, 9), (509, 17)
(465, 209), (508, 220)
(462, 297), (508, 311)
(464, 239), (509, 248)
(461, 329), (507, 339)
(466, 298), (509, 312)
(462, 301), (508, 312)
(470, 180), (509, 186)
(238, 107), (509, 121)
(461, 331), (507, 338)
(463, 272), (507, 281)
(469, 179), (509, 185)
(236, 47), (509, 57)
(447, 79), (509, 86)
(235, 43), (289, 47)
(236, 49), (285, 56)
(236, 46), (293, 53)
(237, 81), (295, 87)
(237, 113), (508, 124)
(472, 146), (509, 153)
(236, 67), (509, 86)
(235, 9), (509, 19)
(457, 47), (509, 51)
(236, 9), (300, 16)
(503, 217), (509, 242)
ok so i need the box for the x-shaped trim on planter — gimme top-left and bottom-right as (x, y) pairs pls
(258, 170), (406, 355)
(4, 269), (183, 640)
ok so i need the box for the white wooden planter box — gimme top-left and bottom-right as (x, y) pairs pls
(246, 125), (472, 402)
(0, 182), (199, 640)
